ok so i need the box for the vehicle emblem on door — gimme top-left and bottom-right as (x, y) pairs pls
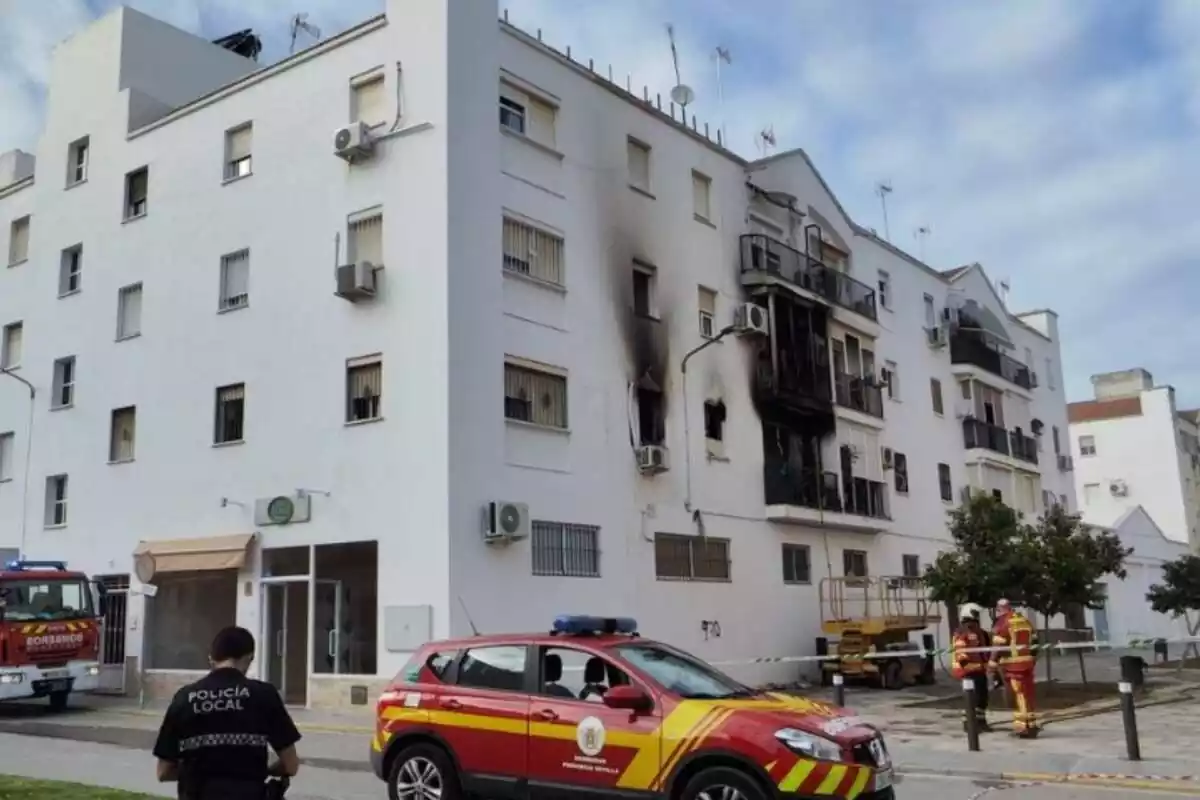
(576, 716), (606, 757)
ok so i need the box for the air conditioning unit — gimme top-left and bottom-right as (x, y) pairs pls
(335, 261), (378, 301)
(253, 493), (312, 526)
(941, 306), (960, 325)
(959, 485), (974, 504)
(1109, 480), (1129, 497)
(881, 447), (894, 470)
(484, 500), (530, 543)
(1030, 372), (1040, 388)
(733, 303), (769, 336)
(636, 444), (669, 475)
(333, 121), (375, 162)
(926, 326), (947, 349)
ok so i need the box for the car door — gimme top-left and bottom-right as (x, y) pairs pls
(442, 643), (531, 798)
(526, 644), (661, 799)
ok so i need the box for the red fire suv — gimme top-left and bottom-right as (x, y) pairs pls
(371, 616), (894, 800)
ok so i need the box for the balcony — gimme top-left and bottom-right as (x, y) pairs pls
(740, 234), (878, 322)
(962, 417), (1040, 466)
(949, 332), (1034, 391)
(1010, 430), (1038, 465)
(834, 372), (884, 419)
(764, 462), (890, 532)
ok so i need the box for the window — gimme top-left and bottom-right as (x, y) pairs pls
(703, 400), (726, 443)
(531, 520), (600, 577)
(616, 643), (748, 698)
(1079, 435), (1096, 457)
(499, 96), (525, 134)
(923, 293), (935, 328)
(930, 378), (944, 415)
(632, 262), (657, 318)
(67, 137), (89, 186)
(991, 488), (1003, 502)
(214, 383), (245, 444)
(346, 356), (382, 422)
(347, 208), (383, 266)
(423, 650), (459, 682)
(959, 379), (971, 400)
(1059, 493), (1068, 509)
(1046, 357), (1056, 390)
(698, 287), (716, 338)
(8, 216), (30, 266)
(109, 406), (136, 463)
(58, 244), (82, 296)
(219, 249), (250, 311)
(116, 283), (142, 340)
(902, 554), (920, 579)
(351, 73), (386, 126)
(1083, 483), (1100, 505)
(843, 549), (868, 578)
(894, 452), (909, 494)
(877, 270), (890, 309)
(457, 645), (527, 692)
(539, 646), (629, 700)
(51, 356), (76, 408)
(884, 360), (899, 400)
(938, 463), (953, 502)
(781, 543), (811, 584)
(692, 171), (712, 220)
(502, 217), (564, 286)
(1, 322), (22, 369)
(627, 138), (651, 193)
(637, 386), (664, 446)
(0, 432), (13, 481)
(504, 361), (567, 429)
(122, 167), (148, 219)
(1052, 426), (1061, 455)
(44, 474), (69, 527)
(654, 533), (730, 581)
(224, 123), (252, 180)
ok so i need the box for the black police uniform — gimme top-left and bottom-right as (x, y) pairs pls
(153, 667), (302, 800)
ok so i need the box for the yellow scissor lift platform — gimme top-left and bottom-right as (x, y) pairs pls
(818, 576), (941, 690)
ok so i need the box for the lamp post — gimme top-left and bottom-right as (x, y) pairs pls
(1, 368), (35, 559)
(680, 325), (737, 512)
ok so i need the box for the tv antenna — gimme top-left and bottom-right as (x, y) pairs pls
(289, 12), (321, 54)
(757, 125), (777, 158)
(875, 180), (893, 241)
(997, 277), (1011, 307)
(713, 46), (732, 143)
(666, 24), (695, 110)
(915, 225), (931, 261)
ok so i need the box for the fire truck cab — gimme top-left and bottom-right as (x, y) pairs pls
(0, 560), (104, 711)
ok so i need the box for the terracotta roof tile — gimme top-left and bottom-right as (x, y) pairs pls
(1068, 396), (1142, 423)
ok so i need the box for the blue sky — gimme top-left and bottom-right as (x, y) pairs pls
(3, 0), (1198, 406)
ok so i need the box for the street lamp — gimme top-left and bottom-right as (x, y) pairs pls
(680, 325), (737, 512)
(1, 368), (36, 559)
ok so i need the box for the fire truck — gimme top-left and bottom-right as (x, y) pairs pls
(0, 560), (104, 710)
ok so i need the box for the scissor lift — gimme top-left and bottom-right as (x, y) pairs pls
(817, 576), (941, 690)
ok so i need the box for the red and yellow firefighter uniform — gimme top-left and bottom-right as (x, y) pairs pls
(990, 601), (1039, 738)
(951, 614), (991, 730)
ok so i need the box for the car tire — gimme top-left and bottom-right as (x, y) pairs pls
(387, 742), (462, 800)
(48, 691), (69, 712)
(680, 765), (768, 800)
(867, 788), (896, 800)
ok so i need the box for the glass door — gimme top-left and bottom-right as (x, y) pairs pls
(262, 581), (309, 705)
(313, 579), (350, 675)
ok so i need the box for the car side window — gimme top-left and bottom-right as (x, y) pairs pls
(457, 645), (528, 692)
(426, 649), (458, 681)
(539, 646), (631, 702)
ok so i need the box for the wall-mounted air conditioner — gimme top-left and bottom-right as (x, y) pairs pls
(881, 447), (895, 470)
(734, 303), (769, 336)
(926, 326), (947, 349)
(484, 500), (531, 543)
(333, 121), (375, 162)
(253, 493), (313, 526)
(335, 261), (378, 301)
(636, 444), (669, 475)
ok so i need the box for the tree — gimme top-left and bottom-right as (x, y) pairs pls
(1022, 504), (1132, 680)
(1147, 554), (1200, 668)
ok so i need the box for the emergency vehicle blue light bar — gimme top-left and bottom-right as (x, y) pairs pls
(5, 560), (67, 571)
(553, 615), (638, 635)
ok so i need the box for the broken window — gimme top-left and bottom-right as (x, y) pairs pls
(632, 264), (656, 318)
(703, 400), (726, 442)
(637, 386), (664, 446)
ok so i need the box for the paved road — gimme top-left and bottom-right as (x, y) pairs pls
(0, 732), (1193, 800)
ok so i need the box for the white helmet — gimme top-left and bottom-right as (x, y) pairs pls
(960, 602), (983, 621)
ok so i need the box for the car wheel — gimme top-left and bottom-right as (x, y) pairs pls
(387, 742), (461, 800)
(48, 691), (69, 712)
(867, 788), (896, 800)
(680, 765), (768, 800)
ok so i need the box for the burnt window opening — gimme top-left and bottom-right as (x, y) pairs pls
(843, 549), (868, 578)
(937, 462), (953, 502)
(894, 452), (909, 494)
(703, 400), (726, 442)
(637, 386), (665, 446)
(991, 488), (1003, 502)
(632, 265), (656, 318)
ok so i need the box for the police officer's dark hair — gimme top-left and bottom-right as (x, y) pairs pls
(210, 626), (256, 662)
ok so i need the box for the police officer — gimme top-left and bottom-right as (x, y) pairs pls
(153, 626), (302, 799)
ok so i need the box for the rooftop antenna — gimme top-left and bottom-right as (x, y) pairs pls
(289, 12), (321, 55)
(998, 277), (1011, 308)
(458, 595), (481, 636)
(915, 225), (931, 261)
(875, 180), (893, 241)
(757, 125), (777, 158)
(666, 24), (695, 111)
(713, 46), (732, 144)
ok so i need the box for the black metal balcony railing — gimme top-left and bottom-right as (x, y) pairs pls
(1010, 430), (1039, 465)
(843, 476), (890, 519)
(962, 416), (1010, 456)
(740, 234), (878, 322)
(834, 372), (884, 418)
(949, 332), (1034, 390)
(764, 463), (889, 520)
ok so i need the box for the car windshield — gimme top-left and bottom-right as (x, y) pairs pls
(0, 579), (94, 622)
(615, 642), (755, 699)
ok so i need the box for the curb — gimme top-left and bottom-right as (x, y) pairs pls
(100, 706), (375, 735)
(1002, 772), (1200, 793)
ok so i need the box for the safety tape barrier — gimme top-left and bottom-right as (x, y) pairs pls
(699, 635), (1200, 668)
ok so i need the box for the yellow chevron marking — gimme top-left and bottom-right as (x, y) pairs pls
(616, 702), (715, 790)
(66, 623), (77, 632)
(845, 767), (872, 800)
(778, 760), (817, 792)
(816, 764), (848, 794)
(653, 708), (734, 790)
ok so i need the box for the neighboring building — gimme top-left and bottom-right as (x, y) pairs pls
(1069, 369), (1200, 550)
(0, 0), (1075, 707)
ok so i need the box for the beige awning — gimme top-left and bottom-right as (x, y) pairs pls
(132, 533), (255, 579)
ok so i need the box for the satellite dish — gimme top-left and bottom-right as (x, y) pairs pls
(670, 84), (695, 108)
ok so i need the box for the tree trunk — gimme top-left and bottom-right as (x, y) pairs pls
(1076, 648), (1088, 685)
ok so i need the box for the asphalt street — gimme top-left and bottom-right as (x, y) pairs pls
(0, 732), (1195, 800)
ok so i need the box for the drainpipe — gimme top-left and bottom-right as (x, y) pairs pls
(1, 368), (36, 560)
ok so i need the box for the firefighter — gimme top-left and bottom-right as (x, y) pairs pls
(951, 603), (991, 732)
(989, 598), (1040, 738)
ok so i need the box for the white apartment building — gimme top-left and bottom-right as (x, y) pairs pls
(1069, 368), (1200, 549)
(0, 0), (1075, 708)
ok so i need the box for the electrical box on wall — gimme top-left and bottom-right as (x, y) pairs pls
(253, 493), (312, 526)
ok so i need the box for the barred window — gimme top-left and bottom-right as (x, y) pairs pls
(504, 362), (567, 429)
(346, 356), (382, 422)
(214, 383), (245, 444)
(531, 521), (600, 577)
(654, 533), (731, 582)
(502, 217), (564, 287)
(348, 209), (383, 266)
(781, 543), (811, 584)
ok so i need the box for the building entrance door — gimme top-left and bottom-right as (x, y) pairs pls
(262, 580), (309, 706)
(96, 575), (129, 695)
(313, 579), (350, 675)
